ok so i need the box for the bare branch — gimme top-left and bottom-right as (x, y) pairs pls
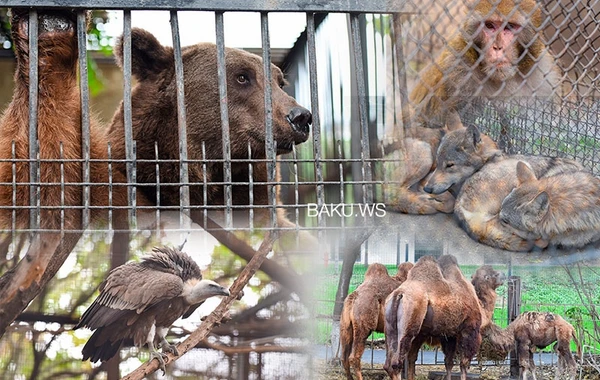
(121, 231), (279, 380)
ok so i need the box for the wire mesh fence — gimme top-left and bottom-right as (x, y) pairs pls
(0, 0), (599, 378)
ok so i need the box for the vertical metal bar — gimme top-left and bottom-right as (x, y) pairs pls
(350, 14), (373, 204)
(77, 11), (91, 229)
(60, 144), (65, 233)
(338, 140), (345, 233)
(248, 142), (254, 229)
(392, 14), (411, 133)
(307, 13), (325, 233)
(215, 12), (232, 229)
(107, 143), (113, 231)
(202, 141), (208, 229)
(261, 12), (276, 227)
(11, 142), (16, 234)
(170, 11), (191, 240)
(154, 141), (161, 234)
(122, 10), (136, 228)
(28, 10), (39, 231)
(292, 144), (299, 231)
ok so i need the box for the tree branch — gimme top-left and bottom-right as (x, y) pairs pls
(121, 231), (279, 380)
(190, 211), (304, 298)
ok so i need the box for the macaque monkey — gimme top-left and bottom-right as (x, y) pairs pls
(387, 0), (559, 214)
(410, 0), (559, 130)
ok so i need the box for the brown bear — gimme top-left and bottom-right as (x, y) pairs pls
(0, 9), (312, 337)
(107, 28), (312, 228)
(0, 9), (152, 337)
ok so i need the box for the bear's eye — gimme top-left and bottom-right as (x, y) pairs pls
(278, 81), (285, 89)
(236, 74), (249, 85)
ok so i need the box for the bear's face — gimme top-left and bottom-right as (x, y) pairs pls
(113, 29), (311, 161)
(9, 9), (89, 79)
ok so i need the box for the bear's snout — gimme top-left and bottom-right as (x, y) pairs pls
(286, 107), (312, 136)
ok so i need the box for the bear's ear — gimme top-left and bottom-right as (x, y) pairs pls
(114, 28), (173, 80)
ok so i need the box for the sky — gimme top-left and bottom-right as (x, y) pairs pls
(104, 10), (308, 49)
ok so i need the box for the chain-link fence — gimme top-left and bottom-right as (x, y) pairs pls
(0, 0), (599, 379)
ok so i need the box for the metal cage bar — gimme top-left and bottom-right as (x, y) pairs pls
(27, 10), (39, 231)
(215, 11), (233, 229)
(121, 10), (136, 227)
(170, 10), (192, 239)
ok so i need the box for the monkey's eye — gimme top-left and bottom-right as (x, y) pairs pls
(278, 81), (285, 89)
(484, 21), (496, 31)
(446, 162), (455, 168)
(236, 74), (250, 85)
(505, 23), (520, 32)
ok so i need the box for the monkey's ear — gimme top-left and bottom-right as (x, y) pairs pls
(115, 28), (174, 80)
(516, 161), (537, 184)
(531, 191), (549, 217)
(465, 124), (482, 148)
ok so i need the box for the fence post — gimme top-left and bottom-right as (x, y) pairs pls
(508, 276), (521, 378)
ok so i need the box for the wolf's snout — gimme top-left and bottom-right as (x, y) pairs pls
(287, 107), (312, 135)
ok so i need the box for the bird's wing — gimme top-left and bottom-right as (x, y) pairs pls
(77, 263), (185, 329)
(181, 301), (205, 319)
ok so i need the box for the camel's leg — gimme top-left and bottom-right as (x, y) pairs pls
(384, 295), (401, 379)
(517, 341), (530, 380)
(393, 295), (428, 379)
(340, 315), (353, 379)
(348, 324), (372, 380)
(441, 337), (458, 380)
(406, 335), (426, 380)
(529, 350), (537, 380)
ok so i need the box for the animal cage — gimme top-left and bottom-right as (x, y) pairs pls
(0, 0), (599, 379)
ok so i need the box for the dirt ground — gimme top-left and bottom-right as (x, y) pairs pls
(314, 360), (600, 380)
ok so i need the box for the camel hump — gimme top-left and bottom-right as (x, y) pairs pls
(407, 256), (444, 282)
(394, 262), (414, 283)
(364, 263), (390, 279)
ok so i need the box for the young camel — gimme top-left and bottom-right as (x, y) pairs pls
(510, 311), (581, 380)
(384, 255), (484, 380)
(340, 262), (414, 380)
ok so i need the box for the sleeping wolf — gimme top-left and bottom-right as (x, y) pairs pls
(385, 125), (455, 214)
(423, 125), (583, 251)
(499, 161), (600, 249)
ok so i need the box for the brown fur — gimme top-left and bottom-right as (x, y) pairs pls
(384, 255), (482, 380)
(340, 262), (414, 380)
(499, 161), (600, 249)
(385, 126), (455, 215)
(508, 311), (582, 380)
(471, 265), (506, 329)
(107, 28), (311, 229)
(424, 125), (583, 251)
(0, 10), (153, 329)
(409, 0), (558, 130)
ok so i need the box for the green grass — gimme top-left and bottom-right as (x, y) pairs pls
(314, 263), (600, 353)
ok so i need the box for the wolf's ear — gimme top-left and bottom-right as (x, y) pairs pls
(464, 124), (482, 148)
(115, 28), (173, 80)
(516, 161), (537, 184)
(531, 191), (549, 217)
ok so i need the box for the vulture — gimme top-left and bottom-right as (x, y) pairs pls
(76, 246), (230, 372)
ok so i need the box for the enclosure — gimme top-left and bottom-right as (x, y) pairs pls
(0, 0), (599, 379)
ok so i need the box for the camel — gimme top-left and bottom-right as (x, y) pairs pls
(489, 311), (581, 380)
(383, 255), (483, 380)
(340, 262), (414, 380)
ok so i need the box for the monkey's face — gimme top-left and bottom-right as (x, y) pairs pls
(478, 19), (521, 82)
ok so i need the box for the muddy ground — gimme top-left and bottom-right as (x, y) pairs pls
(315, 360), (600, 380)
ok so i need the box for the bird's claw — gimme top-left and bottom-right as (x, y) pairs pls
(150, 351), (169, 375)
(161, 343), (179, 357)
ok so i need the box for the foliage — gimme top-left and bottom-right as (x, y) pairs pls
(314, 263), (600, 353)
